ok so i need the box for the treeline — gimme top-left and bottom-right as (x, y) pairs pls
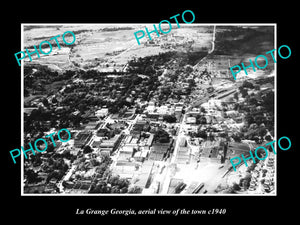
(127, 51), (207, 75)
(102, 27), (133, 31)
(127, 51), (177, 75)
(79, 69), (128, 79)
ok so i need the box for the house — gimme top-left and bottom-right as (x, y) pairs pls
(225, 110), (239, 118)
(146, 103), (155, 113)
(95, 108), (109, 118)
(157, 105), (169, 115)
(186, 116), (196, 124)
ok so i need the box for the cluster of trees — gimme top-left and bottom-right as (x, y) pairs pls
(195, 114), (207, 124)
(234, 80), (274, 142)
(176, 51), (208, 67)
(163, 115), (177, 123)
(25, 72), (152, 134)
(79, 69), (127, 79)
(88, 155), (131, 194)
(154, 128), (171, 143)
(45, 158), (69, 183)
(24, 169), (43, 184)
(24, 65), (75, 96)
(239, 86), (248, 98)
(83, 145), (93, 154)
(89, 175), (130, 194)
(24, 157), (69, 185)
(60, 73), (159, 115)
(127, 52), (176, 75)
(189, 129), (208, 139)
(127, 51), (207, 76)
(223, 163), (255, 193)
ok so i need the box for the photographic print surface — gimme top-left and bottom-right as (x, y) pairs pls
(22, 24), (276, 195)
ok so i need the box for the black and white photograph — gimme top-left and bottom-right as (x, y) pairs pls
(21, 24), (276, 195)
(3, 4), (299, 222)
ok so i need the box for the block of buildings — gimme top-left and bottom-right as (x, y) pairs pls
(74, 131), (93, 148)
(175, 146), (191, 164)
(99, 134), (123, 155)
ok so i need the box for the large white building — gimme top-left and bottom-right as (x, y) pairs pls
(95, 108), (109, 118)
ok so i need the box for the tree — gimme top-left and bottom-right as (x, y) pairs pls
(196, 130), (207, 139)
(120, 187), (128, 193)
(239, 173), (251, 191)
(249, 97), (258, 106)
(90, 158), (100, 166)
(198, 116), (207, 124)
(232, 182), (241, 191)
(128, 186), (143, 194)
(52, 97), (58, 104)
(117, 178), (130, 189)
(83, 145), (93, 154)
(254, 85), (260, 91)
(185, 65), (194, 74)
(154, 129), (170, 143)
(200, 107), (206, 113)
(242, 80), (254, 89)
(144, 65), (156, 75)
(246, 163), (256, 172)
(265, 135), (273, 142)
(232, 133), (242, 142)
(245, 114), (255, 126)
(78, 103), (87, 113)
(25, 169), (42, 184)
(42, 98), (49, 107)
(240, 88), (248, 98)
(163, 115), (177, 123)
(258, 127), (267, 137)
(262, 92), (274, 113)
(46, 170), (64, 183)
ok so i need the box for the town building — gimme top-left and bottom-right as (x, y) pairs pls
(99, 134), (123, 155)
(74, 131), (93, 149)
(95, 108), (109, 118)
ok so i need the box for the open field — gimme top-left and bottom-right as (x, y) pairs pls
(23, 24), (215, 71)
(23, 24), (274, 77)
